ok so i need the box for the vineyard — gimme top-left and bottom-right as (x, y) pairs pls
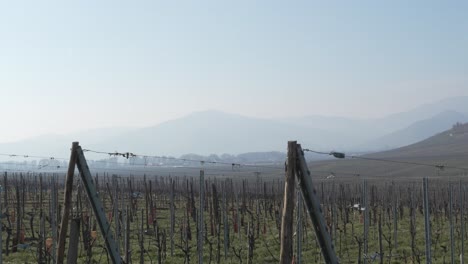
(0, 143), (467, 263)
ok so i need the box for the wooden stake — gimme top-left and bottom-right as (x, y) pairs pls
(279, 141), (296, 264)
(66, 218), (80, 264)
(56, 142), (78, 263)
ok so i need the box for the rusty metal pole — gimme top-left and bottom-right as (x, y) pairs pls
(279, 141), (297, 264)
(56, 142), (78, 264)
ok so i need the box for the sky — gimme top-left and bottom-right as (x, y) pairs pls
(1, 0), (468, 143)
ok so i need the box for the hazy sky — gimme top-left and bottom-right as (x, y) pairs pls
(1, 1), (467, 143)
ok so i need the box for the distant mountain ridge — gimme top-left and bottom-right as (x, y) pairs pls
(91, 110), (345, 156)
(1, 96), (467, 160)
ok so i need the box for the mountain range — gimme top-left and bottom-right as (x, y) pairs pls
(1, 96), (467, 160)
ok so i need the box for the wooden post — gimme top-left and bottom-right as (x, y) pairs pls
(279, 141), (296, 264)
(56, 142), (78, 264)
(296, 144), (338, 264)
(296, 190), (302, 264)
(66, 218), (80, 264)
(76, 144), (122, 264)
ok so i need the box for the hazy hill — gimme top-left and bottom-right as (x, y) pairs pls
(361, 110), (468, 150)
(93, 110), (344, 156)
(374, 96), (468, 131)
(0, 127), (134, 159)
(310, 123), (468, 179)
(370, 122), (468, 159)
(289, 96), (468, 150)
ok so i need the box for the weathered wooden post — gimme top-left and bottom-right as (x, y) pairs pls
(56, 141), (78, 264)
(296, 190), (303, 264)
(66, 218), (80, 264)
(75, 144), (122, 264)
(280, 141), (296, 264)
(296, 144), (338, 264)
